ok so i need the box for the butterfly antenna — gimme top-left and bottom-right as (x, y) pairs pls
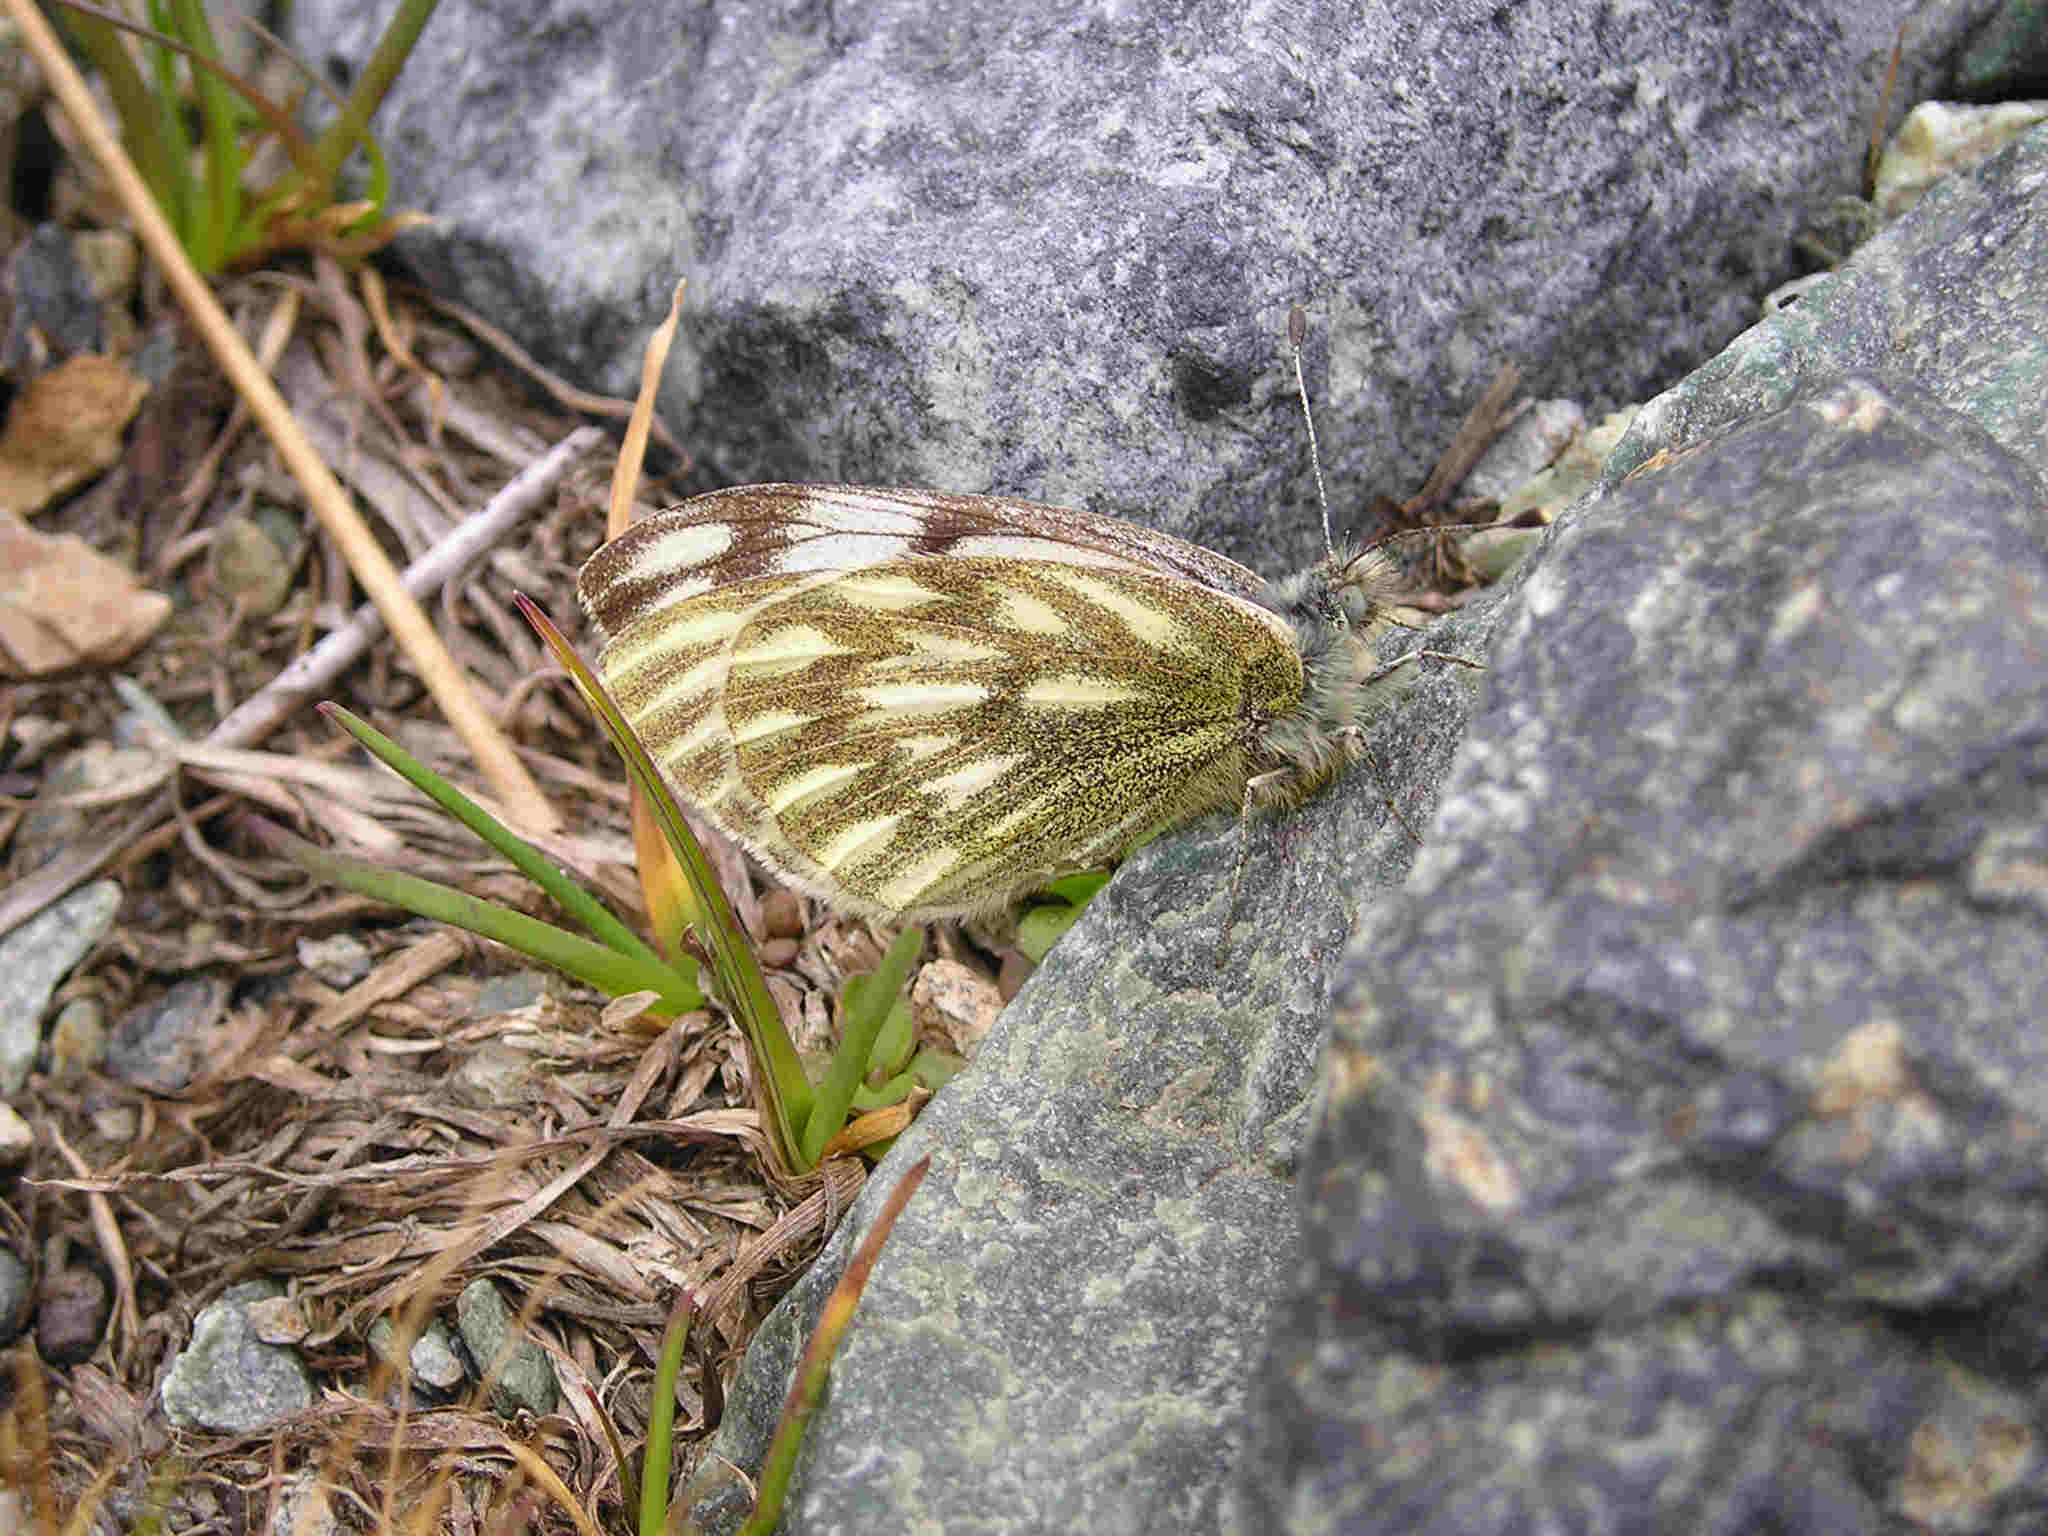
(1290, 304), (1336, 561)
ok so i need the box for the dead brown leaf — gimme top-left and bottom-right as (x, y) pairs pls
(0, 509), (171, 675)
(0, 353), (148, 517)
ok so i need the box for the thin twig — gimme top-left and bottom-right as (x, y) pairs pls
(0, 427), (601, 940)
(7, 0), (558, 834)
(1404, 361), (1523, 520)
(415, 286), (686, 461)
(47, 1121), (144, 1371)
(210, 425), (604, 747)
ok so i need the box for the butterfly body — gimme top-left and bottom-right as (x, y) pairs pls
(578, 483), (1426, 922)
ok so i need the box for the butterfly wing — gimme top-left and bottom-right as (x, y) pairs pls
(582, 507), (1308, 919)
(579, 484), (1274, 636)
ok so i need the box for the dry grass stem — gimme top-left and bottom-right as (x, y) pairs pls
(5, 0), (555, 833)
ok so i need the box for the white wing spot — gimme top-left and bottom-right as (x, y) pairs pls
(992, 590), (1069, 636)
(1020, 675), (1143, 709)
(609, 605), (745, 675)
(836, 572), (949, 611)
(1045, 569), (1184, 648)
(896, 734), (958, 763)
(773, 531), (920, 574)
(946, 536), (1133, 566)
(731, 624), (849, 673)
(637, 652), (732, 721)
(817, 813), (903, 873)
(877, 847), (963, 910)
(656, 714), (728, 768)
(624, 521), (736, 583)
(855, 680), (991, 713)
(918, 755), (1023, 809)
(982, 796), (1044, 842)
(899, 631), (1009, 665)
(731, 709), (813, 746)
(666, 603), (751, 649)
(766, 760), (866, 814)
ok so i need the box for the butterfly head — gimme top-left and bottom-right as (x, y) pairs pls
(1264, 543), (1403, 641)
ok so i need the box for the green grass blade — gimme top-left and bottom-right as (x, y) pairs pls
(851, 1046), (965, 1114)
(53, 8), (175, 214)
(319, 704), (668, 973)
(800, 927), (922, 1169)
(639, 1289), (695, 1536)
(307, 0), (440, 195)
(167, 0), (239, 272)
(518, 596), (815, 1168)
(142, 0), (198, 250)
(266, 822), (700, 1014)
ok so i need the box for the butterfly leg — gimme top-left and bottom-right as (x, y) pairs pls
(1351, 645), (1482, 840)
(1359, 647), (1484, 689)
(1218, 767), (1294, 964)
(1328, 726), (1424, 846)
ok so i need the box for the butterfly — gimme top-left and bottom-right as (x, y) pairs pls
(575, 472), (1480, 929)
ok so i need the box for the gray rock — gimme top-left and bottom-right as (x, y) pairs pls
(104, 976), (227, 1094)
(12, 745), (154, 873)
(0, 878), (120, 1094)
(448, 1040), (540, 1111)
(35, 1264), (109, 1366)
(3, 224), (107, 364)
(265, 1474), (338, 1536)
(295, 932), (373, 989)
(455, 1279), (558, 1418)
(1609, 121), (2048, 487)
(284, 0), (1991, 575)
(467, 970), (548, 1019)
(161, 1280), (314, 1433)
(1246, 132), (2048, 1536)
(207, 516), (295, 619)
(1955, 0), (2048, 98)
(1249, 370), (2048, 1533)
(368, 1314), (468, 1393)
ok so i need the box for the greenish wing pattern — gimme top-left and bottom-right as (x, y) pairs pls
(599, 553), (1306, 919)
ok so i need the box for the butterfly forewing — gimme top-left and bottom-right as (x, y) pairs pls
(579, 484), (1273, 630)
(581, 500), (1309, 920)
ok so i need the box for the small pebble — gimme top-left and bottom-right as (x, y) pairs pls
(759, 887), (805, 939)
(296, 932), (373, 989)
(911, 958), (1006, 1055)
(46, 996), (107, 1080)
(37, 1265), (109, 1365)
(244, 1294), (310, 1345)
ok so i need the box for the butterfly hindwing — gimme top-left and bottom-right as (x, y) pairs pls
(582, 513), (1309, 919)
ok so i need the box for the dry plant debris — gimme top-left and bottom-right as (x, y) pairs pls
(0, 184), (961, 1528)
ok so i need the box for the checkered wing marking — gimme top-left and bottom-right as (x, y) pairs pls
(577, 484), (1272, 642)
(590, 551), (1306, 920)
